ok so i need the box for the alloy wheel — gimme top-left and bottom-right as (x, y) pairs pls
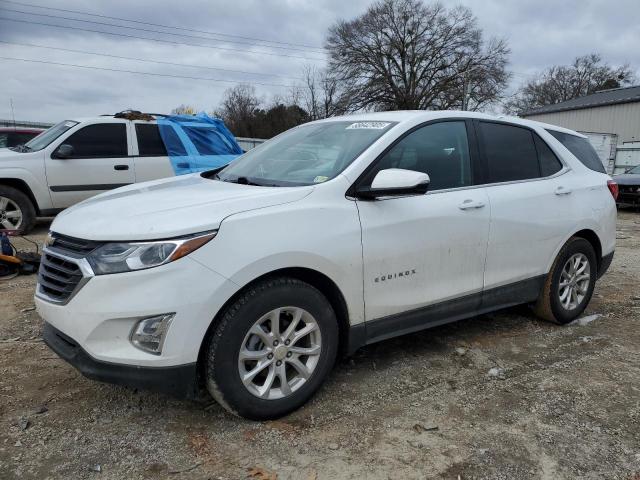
(558, 253), (591, 311)
(0, 196), (23, 230)
(238, 307), (322, 400)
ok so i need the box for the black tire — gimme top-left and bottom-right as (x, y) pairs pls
(205, 276), (339, 420)
(0, 185), (36, 233)
(534, 237), (597, 325)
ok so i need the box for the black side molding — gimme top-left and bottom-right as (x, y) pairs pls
(347, 275), (546, 354)
(50, 183), (131, 192)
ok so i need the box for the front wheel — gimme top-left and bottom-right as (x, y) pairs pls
(205, 277), (338, 420)
(534, 237), (597, 325)
(0, 185), (36, 233)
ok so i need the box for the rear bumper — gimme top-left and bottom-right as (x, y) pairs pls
(43, 322), (200, 399)
(598, 251), (614, 279)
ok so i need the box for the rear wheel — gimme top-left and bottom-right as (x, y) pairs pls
(534, 237), (597, 324)
(0, 185), (36, 233)
(205, 277), (338, 420)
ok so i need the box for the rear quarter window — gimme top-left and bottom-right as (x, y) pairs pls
(547, 130), (605, 173)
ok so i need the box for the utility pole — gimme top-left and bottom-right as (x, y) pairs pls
(461, 73), (467, 111)
(461, 68), (473, 111)
(9, 98), (16, 130)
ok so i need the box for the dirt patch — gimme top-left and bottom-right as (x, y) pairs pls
(1, 214), (640, 479)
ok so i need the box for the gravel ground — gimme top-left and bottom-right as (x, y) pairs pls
(1, 212), (639, 480)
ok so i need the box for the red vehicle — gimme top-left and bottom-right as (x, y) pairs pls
(0, 127), (44, 149)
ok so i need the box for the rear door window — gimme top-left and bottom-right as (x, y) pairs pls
(478, 122), (540, 183)
(547, 130), (605, 173)
(135, 124), (168, 156)
(59, 123), (127, 158)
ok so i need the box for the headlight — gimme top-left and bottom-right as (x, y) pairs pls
(87, 231), (216, 275)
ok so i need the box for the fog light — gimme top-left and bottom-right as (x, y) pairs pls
(130, 314), (175, 355)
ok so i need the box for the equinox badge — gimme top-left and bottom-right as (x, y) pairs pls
(374, 269), (417, 283)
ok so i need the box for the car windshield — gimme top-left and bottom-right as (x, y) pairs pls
(214, 120), (396, 186)
(17, 120), (79, 152)
(627, 165), (640, 174)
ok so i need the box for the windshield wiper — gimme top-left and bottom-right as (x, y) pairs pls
(10, 145), (31, 153)
(223, 176), (279, 187)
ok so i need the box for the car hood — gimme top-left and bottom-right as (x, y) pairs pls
(614, 173), (640, 186)
(0, 148), (42, 161)
(0, 148), (20, 159)
(52, 174), (314, 241)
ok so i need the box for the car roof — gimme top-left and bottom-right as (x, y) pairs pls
(312, 110), (586, 138)
(67, 116), (157, 124)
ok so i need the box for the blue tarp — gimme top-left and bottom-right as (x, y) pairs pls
(157, 112), (243, 175)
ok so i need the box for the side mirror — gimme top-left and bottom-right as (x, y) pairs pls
(356, 168), (430, 199)
(54, 144), (74, 159)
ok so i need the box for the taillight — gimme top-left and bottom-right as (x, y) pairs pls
(607, 180), (619, 201)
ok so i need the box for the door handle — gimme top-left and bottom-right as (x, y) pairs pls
(458, 199), (486, 210)
(555, 186), (572, 196)
(114, 164), (129, 171)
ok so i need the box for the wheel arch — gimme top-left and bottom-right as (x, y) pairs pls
(572, 229), (603, 272)
(546, 228), (604, 277)
(195, 267), (353, 396)
(0, 178), (40, 214)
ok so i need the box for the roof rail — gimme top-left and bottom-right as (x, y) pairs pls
(98, 110), (168, 120)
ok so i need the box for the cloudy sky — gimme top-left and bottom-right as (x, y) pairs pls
(1, 0), (639, 123)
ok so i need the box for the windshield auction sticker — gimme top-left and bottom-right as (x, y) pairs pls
(346, 122), (391, 130)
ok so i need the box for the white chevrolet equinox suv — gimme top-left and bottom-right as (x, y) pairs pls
(36, 111), (617, 420)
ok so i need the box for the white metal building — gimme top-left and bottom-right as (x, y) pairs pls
(521, 85), (640, 173)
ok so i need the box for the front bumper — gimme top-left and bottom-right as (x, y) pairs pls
(35, 254), (238, 367)
(43, 322), (199, 399)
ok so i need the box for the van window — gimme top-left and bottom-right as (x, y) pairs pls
(59, 123), (127, 158)
(136, 124), (168, 157)
(547, 130), (605, 173)
(363, 121), (472, 191)
(479, 122), (540, 183)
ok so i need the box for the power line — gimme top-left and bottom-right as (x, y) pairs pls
(0, 7), (326, 55)
(0, 17), (325, 61)
(0, 40), (304, 80)
(0, 55), (303, 89)
(0, 0), (324, 51)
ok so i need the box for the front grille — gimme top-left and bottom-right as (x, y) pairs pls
(49, 232), (101, 255)
(38, 252), (84, 302)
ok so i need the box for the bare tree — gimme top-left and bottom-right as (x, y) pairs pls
(325, 0), (510, 112)
(213, 84), (261, 137)
(213, 84), (310, 138)
(506, 54), (636, 114)
(298, 65), (347, 120)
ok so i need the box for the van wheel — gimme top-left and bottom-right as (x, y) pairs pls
(205, 277), (338, 420)
(534, 237), (597, 325)
(0, 185), (36, 233)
